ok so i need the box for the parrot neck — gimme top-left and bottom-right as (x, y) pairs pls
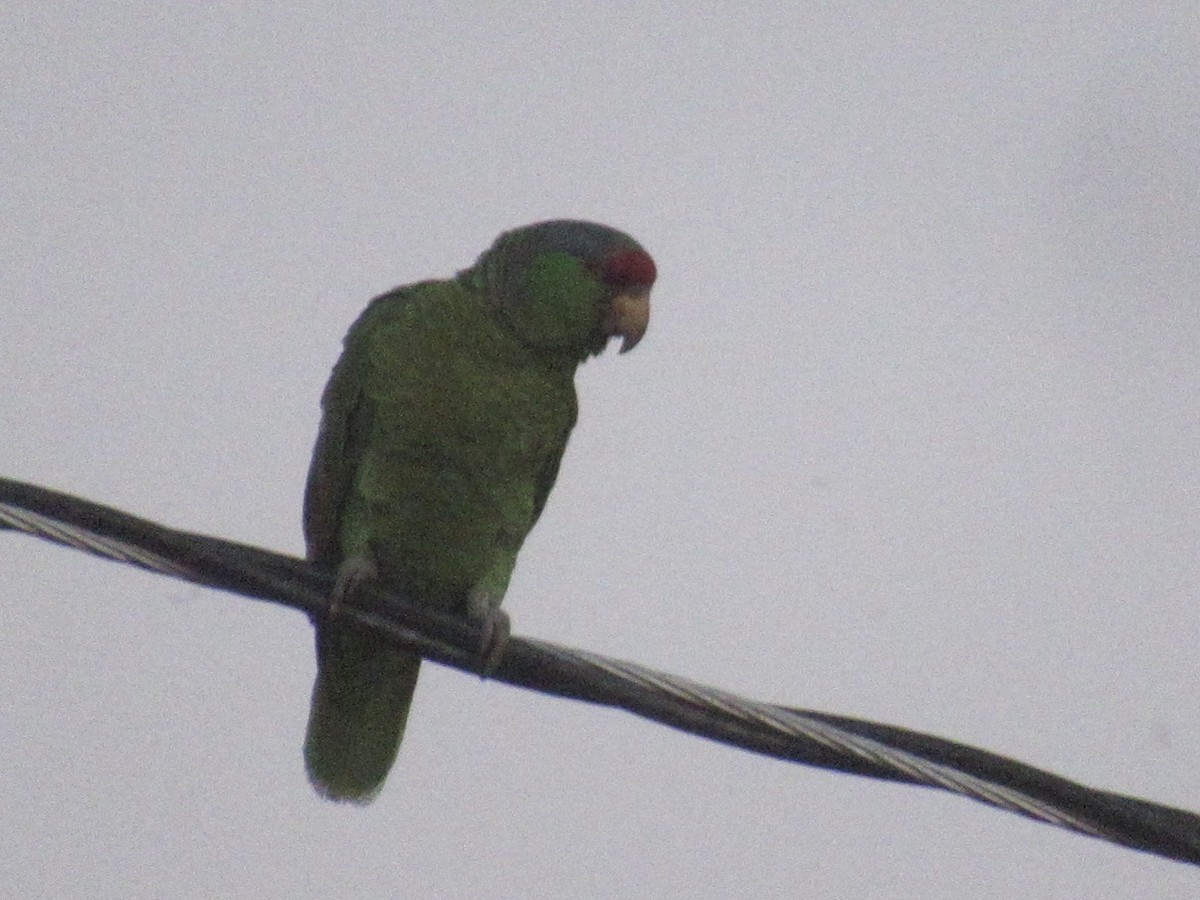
(457, 265), (594, 372)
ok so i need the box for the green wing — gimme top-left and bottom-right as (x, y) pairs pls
(302, 287), (423, 803)
(302, 289), (406, 565)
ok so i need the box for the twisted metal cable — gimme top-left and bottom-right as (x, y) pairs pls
(2, 476), (1198, 865)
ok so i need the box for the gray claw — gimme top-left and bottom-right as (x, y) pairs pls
(478, 609), (510, 675)
(327, 554), (378, 617)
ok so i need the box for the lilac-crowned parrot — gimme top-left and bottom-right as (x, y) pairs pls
(303, 220), (656, 801)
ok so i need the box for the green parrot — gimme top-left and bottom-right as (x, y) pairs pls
(302, 219), (656, 802)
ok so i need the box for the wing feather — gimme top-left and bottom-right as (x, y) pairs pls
(302, 288), (408, 564)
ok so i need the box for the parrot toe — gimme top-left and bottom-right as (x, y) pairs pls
(478, 609), (511, 675)
(327, 553), (378, 617)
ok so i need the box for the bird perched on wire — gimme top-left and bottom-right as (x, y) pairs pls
(302, 219), (656, 802)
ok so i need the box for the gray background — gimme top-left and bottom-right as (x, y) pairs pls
(3, 3), (1199, 897)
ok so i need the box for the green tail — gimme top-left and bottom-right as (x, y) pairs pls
(304, 621), (421, 803)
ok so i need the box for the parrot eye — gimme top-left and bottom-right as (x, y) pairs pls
(599, 248), (657, 288)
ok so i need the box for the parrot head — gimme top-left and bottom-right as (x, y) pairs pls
(475, 220), (656, 361)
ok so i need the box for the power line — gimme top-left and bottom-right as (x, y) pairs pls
(2, 475), (1198, 866)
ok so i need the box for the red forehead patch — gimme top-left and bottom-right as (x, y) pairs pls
(601, 248), (657, 287)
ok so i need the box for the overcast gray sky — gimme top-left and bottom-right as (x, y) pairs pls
(3, 3), (1199, 897)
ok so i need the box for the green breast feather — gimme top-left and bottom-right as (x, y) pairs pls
(340, 281), (578, 604)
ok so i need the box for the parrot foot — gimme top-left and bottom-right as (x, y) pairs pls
(326, 554), (378, 617)
(466, 587), (509, 674)
(477, 609), (510, 676)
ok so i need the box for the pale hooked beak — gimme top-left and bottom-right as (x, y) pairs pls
(604, 288), (651, 353)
